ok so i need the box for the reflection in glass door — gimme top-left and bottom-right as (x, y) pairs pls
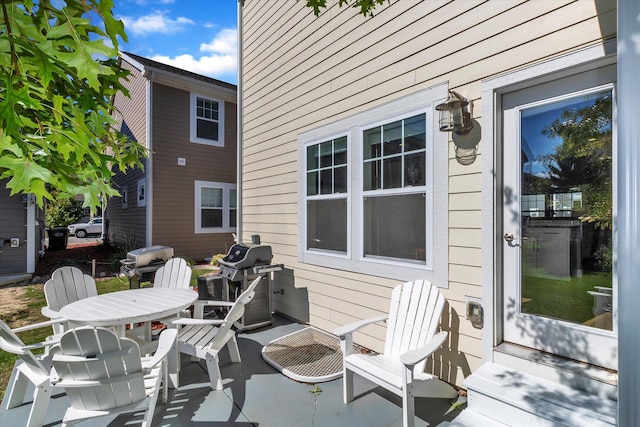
(520, 89), (613, 331)
(502, 78), (617, 369)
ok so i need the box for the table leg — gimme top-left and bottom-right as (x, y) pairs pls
(130, 275), (140, 289)
(167, 324), (180, 389)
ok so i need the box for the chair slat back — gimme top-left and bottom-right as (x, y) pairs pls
(208, 276), (261, 353)
(384, 280), (445, 372)
(154, 258), (192, 289)
(46, 266), (97, 311)
(0, 320), (49, 378)
(50, 327), (145, 411)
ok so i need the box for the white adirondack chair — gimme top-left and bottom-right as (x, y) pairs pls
(43, 265), (158, 354)
(42, 266), (98, 334)
(130, 257), (193, 345)
(172, 275), (262, 390)
(153, 257), (192, 289)
(49, 326), (177, 427)
(334, 280), (458, 427)
(0, 318), (66, 427)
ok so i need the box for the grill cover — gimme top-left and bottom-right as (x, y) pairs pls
(123, 245), (174, 268)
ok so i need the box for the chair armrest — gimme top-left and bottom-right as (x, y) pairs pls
(587, 291), (613, 298)
(22, 340), (57, 351)
(194, 300), (235, 308)
(12, 318), (67, 333)
(1, 334), (60, 354)
(0, 337), (30, 355)
(399, 331), (448, 367)
(141, 329), (177, 371)
(172, 318), (225, 326)
(334, 314), (388, 338)
(41, 306), (62, 320)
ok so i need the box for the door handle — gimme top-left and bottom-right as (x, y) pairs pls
(504, 233), (527, 245)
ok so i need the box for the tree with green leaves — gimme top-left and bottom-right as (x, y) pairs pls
(303, 0), (390, 16)
(0, 0), (146, 212)
(45, 191), (84, 227)
(541, 94), (613, 229)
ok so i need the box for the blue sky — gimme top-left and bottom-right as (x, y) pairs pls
(114, 0), (238, 84)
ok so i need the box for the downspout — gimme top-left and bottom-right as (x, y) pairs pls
(236, 0), (244, 243)
(144, 69), (154, 246)
(617, 1), (640, 425)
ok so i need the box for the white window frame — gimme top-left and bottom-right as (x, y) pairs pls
(190, 93), (224, 146)
(137, 178), (146, 207)
(303, 133), (351, 256)
(297, 83), (449, 284)
(194, 180), (237, 234)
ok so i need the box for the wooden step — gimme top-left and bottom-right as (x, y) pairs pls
(464, 362), (618, 427)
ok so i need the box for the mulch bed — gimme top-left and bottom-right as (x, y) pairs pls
(34, 243), (121, 281)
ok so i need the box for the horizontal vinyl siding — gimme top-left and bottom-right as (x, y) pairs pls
(113, 61), (147, 148)
(242, 0), (615, 386)
(151, 83), (237, 260)
(108, 62), (148, 250)
(0, 180), (27, 274)
(105, 165), (147, 250)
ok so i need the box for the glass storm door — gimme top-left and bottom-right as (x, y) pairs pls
(502, 67), (617, 370)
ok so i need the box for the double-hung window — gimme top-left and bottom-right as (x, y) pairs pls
(195, 181), (236, 233)
(362, 114), (428, 263)
(190, 93), (224, 146)
(306, 136), (349, 253)
(298, 84), (449, 283)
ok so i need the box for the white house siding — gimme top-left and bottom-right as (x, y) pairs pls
(241, 0), (616, 386)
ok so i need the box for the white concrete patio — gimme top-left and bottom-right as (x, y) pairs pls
(0, 315), (492, 427)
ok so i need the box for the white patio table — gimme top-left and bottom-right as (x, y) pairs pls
(59, 287), (198, 388)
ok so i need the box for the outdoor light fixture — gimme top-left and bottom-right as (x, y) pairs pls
(435, 90), (473, 135)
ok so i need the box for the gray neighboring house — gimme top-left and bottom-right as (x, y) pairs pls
(107, 52), (238, 261)
(0, 179), (45, 275)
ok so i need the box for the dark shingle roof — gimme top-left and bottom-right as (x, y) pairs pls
(121, 51), (236, 91)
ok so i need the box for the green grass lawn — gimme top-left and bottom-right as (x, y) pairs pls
(521, 271), (612, 325)
(0, 269), (216, 402)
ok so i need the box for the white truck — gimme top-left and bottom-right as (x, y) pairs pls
(68, 217), (103, 238)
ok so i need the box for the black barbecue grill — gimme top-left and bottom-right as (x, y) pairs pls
(120, 245), (174, 289)
(214, 243), (283, 330)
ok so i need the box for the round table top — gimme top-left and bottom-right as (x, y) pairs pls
(59, 287), (198, 327)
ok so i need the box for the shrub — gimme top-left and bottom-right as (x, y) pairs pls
(210, 253), (225, 266)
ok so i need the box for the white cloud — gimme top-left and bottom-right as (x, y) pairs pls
(119, 10), (195, 36)
(151, 53), (237, 79)
(200, 28), (237, 55)
(149, 28), (238, 80)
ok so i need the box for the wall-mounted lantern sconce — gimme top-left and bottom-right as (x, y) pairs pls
(435, 90), (473, 135)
